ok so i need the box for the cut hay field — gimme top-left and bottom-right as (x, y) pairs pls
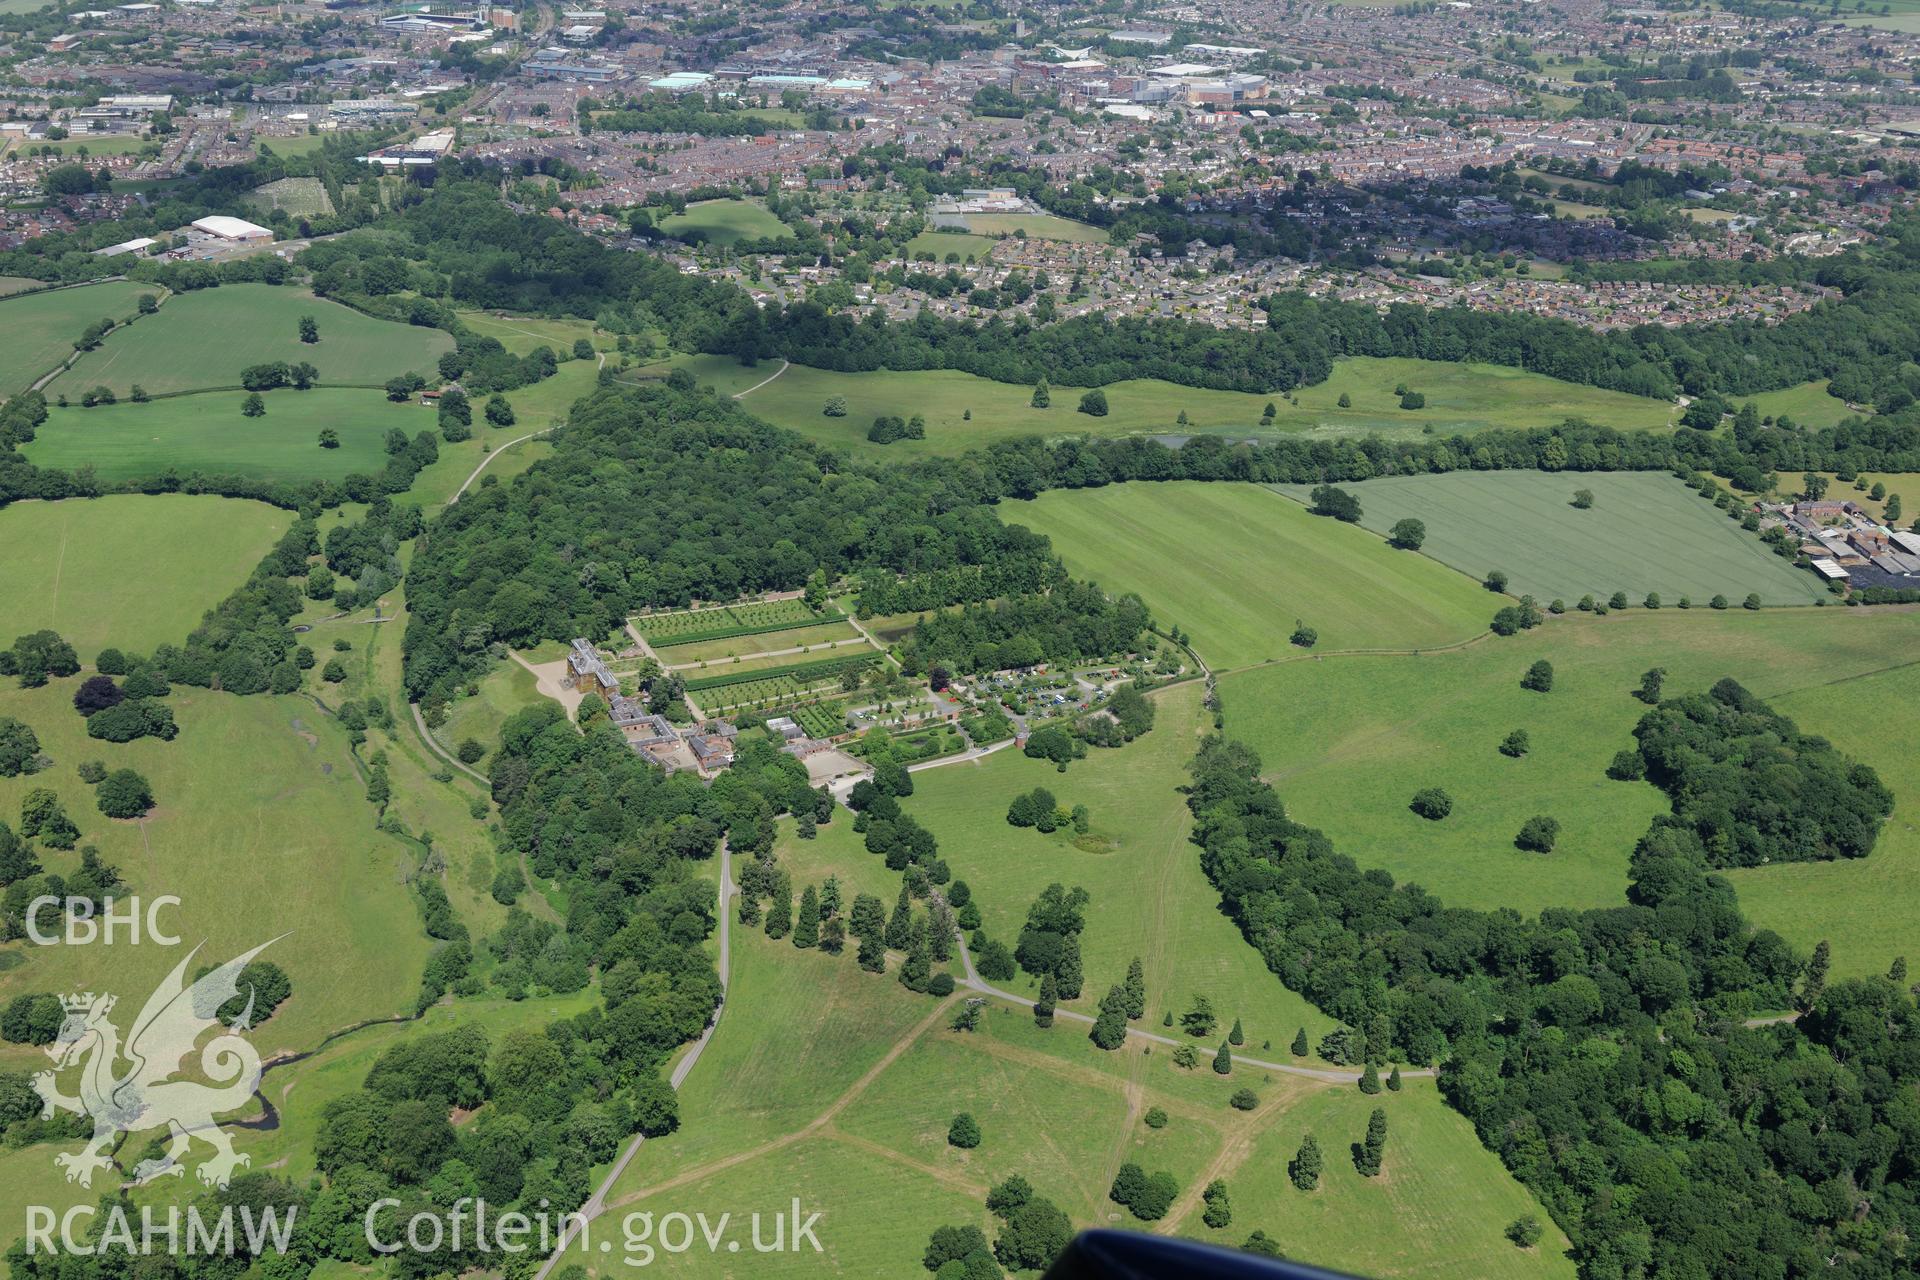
(910, 682), (1342, 1051)
(1002, 482), (1491, 669)
(51, 284), (452, 398)
(667, 353), (1676, 456)
(658, 198), (793, 246)
(0, 680), (431, 1074)
(245, 175), (334, 218)
(1217, 607), (1920, 977)
(25, 387), (425, 484)
(1271, 470), (1826, 607)
(0, 495), (292, 658)
(0, 279), (150, 395)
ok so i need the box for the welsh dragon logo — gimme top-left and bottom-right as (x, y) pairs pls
(34, 939), (280, 1189)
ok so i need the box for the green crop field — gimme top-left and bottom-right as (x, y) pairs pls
(1271, 470), (1826, 606)
(1217, 607), (1920, 978)
(963, 212), (1109, 242)
(0, 495), (293, 659)
(0, 680), (430, 1073)
(638, 597), (837, 643)
(0, 280), (149, 395)
(51, 284), (452, 398)
(25, 387), (427, 484)
(663, 621), (865, 665)
(1003, 482), (1491, 670)
(666, 354), (1676, 456)
(658, 198), (794, 246)
(911, 682), (1341, 1049)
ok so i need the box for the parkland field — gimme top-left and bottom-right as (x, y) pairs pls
(50, 284), (452, 398)
(0, 678), (429, 1075)
(568, 882), (1572, 1279)
(667, 353), (1677, 455)
(0, 279), (150, 395)
(26, 387), (429, 484)
(1002, 481), (1491, 669)
(1272, 470), (1827, 606)
(0, 495), (292, 658)
(1219, 606), (1920, 978)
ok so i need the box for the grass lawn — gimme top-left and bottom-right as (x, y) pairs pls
(963, 212), (1109, 242)
(256, 133), (332, 159)
(0, 680), (431, 1072)
(26, 387), (427, 484)
(0, 280), (150, 395)
(907, 230), (994, 261)
(0, 495), (292, 659)
(0, 275), (44, 296)
(1003, 482), (1491, 669)
(1740, 380), (1861, 429)
(433, 655), (544, 770)
(658, 198), (793, 246)
(911, 683), (1341, 1052)
(51, 284), (452, 398)
(1217, 606), (1920, 970)
(1195, 1078), (1576, 1278)
(1271, 470), (1826, 607)
(666, 354), (1677, 457)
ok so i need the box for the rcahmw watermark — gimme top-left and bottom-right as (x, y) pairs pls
(364, 1198), (825, 1267)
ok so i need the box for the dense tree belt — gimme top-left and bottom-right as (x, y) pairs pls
(1186, 735), (1917, 1280)
(1629, 678), (1894, 867)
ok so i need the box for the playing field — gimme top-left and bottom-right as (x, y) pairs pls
(0, 495), (293, 659)
(25, 387), (427, 484)
(1002, 482), (1492, 669)
(51, 284), (452, 398)
(667, 354), (1678, 456)
(1271, 470), (1826, 607)
(658, 198), (793, 246)
(1218, 606), (1920, 978)
(907, 230), (994, 261)
(0, 680), (430, 1073)
(963, 212), (1109, 242)
(0, 279), (150, 395)
(910, 683), (1341, 1049)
